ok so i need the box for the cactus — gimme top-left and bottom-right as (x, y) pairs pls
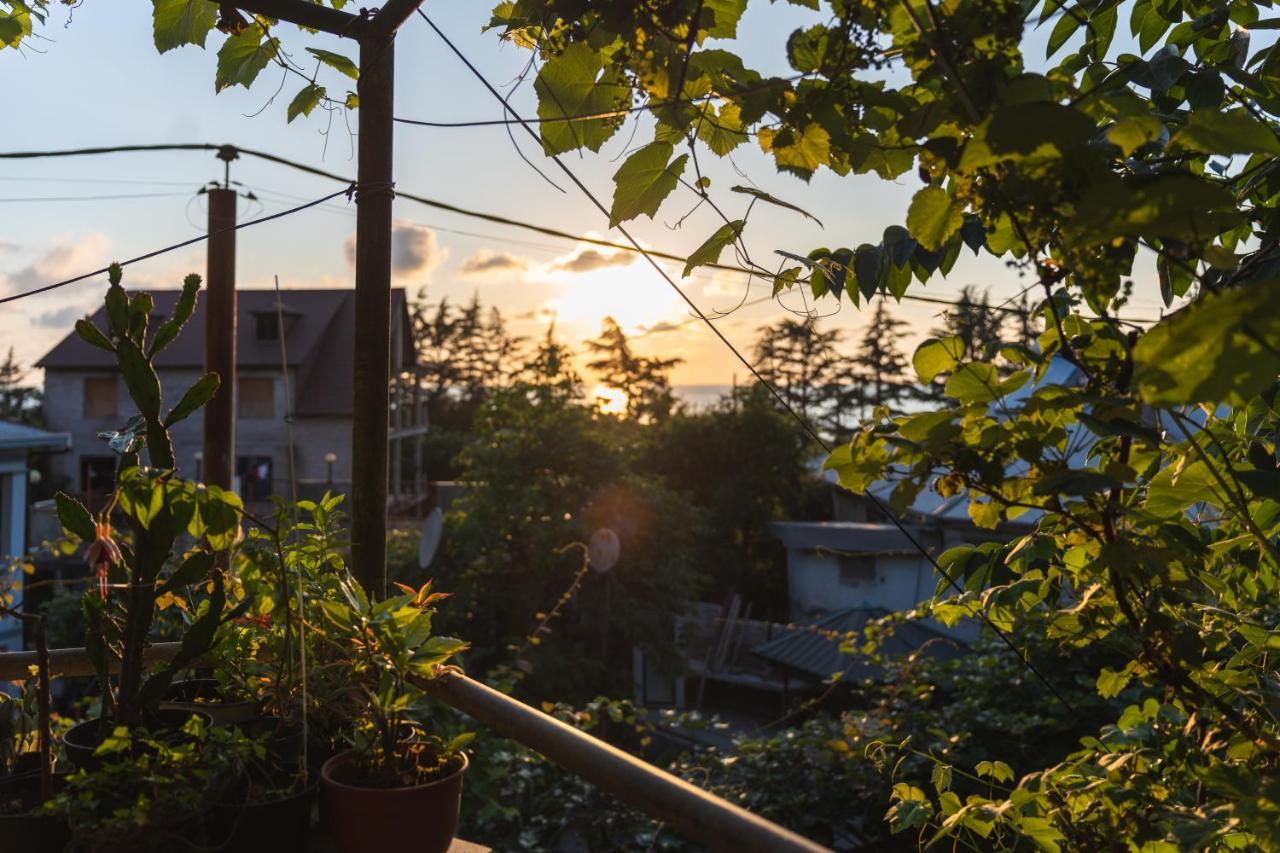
(55, 265), (245, 729)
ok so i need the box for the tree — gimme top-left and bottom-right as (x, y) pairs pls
(851, 299), (912, 415)
(0, 348), (41, 426)
(585, 317), (682, 422)
(753, 318), (857, 439)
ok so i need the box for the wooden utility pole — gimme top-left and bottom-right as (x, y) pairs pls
(204, 148), (239, 491)
(219, 0), (425, 597)
(349, 29), (396, 598)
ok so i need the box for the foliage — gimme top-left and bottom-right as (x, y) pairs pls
(753, 317), (859, 439)
(0, 347), (41, 426)
(476, 0), (1280, 846)
(585, 317), (683, 421)
(852, 298), (914, 414)
(41, 716), (240, 852)
(644, 383), (828, 616)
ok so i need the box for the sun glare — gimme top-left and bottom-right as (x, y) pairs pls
(592, 385), (629, 415)
(546, 255), (682, 334)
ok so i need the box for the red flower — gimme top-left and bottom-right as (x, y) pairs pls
(83, 522), (122, 599)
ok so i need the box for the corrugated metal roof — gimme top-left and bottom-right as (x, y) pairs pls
(749, 606), (965, 681)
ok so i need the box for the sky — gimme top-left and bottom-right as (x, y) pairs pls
(0, 2), (1172, 389)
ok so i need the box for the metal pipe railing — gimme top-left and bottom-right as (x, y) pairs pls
(0, 644), (830, 852)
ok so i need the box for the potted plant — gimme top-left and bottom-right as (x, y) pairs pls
(54, 268), (248, 765)
(0, 606), (68, 853)
(316, 573), (471, 853)
(43, 716), (240, 853)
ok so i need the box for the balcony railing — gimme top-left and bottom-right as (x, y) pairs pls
(0, 643), (829, 853)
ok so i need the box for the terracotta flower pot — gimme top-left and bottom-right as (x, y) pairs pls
(320, 749), (467, 853)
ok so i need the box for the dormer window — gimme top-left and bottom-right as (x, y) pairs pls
(253, 306), (300, 342)
(255, 312), (280, 342)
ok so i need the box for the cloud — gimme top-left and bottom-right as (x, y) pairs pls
(459, 249), (529, 277)
(2, 232), (111, 295)
(551, 246), (635, 274)
(0, 240), (18, 254)
(34, 305), (89, 328)
(344, 220), (447, 280)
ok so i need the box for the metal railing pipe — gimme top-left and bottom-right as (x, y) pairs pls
(422, 671), (830, 853)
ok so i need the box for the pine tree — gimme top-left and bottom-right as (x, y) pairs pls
(585, 317), (682, 421)
(752, 318), (857, 439)
(0, 348), (41, 426)
(852, 299), (912, 416)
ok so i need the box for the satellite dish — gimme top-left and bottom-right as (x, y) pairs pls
(417, 508), (444, 570)
(588, 528), (620, 573)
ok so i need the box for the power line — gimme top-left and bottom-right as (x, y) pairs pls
(0, 191), (194, 203)
(418, 9), (1080, 715)
(0, 185), (353, 306)
(0, 175), (199, 187)
(0, 143), (1157, 324)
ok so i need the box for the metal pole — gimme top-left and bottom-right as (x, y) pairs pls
(350, 32), (395, 598)
(204, 185), (237, 490)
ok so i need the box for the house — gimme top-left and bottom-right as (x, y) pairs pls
(37, 288), (423, 509)
(0, 420), (71, 651)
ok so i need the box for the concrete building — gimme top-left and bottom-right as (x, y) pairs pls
(0, 420), (71, 651)
(37, 288), (422, 509)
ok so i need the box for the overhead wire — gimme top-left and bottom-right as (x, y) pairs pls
(0, 142), (1157, 325)
(0, 184), (353, 306)
(416, 9), (1080, 715)
(0, 191), (194, 203)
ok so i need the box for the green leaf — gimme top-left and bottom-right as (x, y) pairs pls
(704, 0), (748, 38)
(287, 83), (327, 123)
(944, 362), (1000, 402)
(151, 0), (216, 53)
(55, 492), (96, 541)
(149, 273), (200, 356)
(1238, 469), (1280, 502)
(697, 102), (748, 155)
(534, 42), (625, 154)
(608, 142), (688, 227)
(215, 24), (279, 92)
(1068, 174), (1243, 245)
(1134, 283), (1280, 405)
(75, 319), (114, 353)
(1170, 109), (1280, 155)
(157, 549), (213, 596)
(913, 337), (964, 382)
(105, 283), (129, 337)
(906, 186), (964, 251)
(1046, 8), (1084, 57)
(683, 220), (743, 277)
(165, 373), (220, 428)
(757, 124), (830, 180)
(730, 185), (823, 225)
(116, 339), (162, 419)
(1106, 115), (1165, 156)
(305, 47), (359, 80)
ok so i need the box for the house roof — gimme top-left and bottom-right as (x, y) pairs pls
(37, 288), (411, 417)
(750, 606), (964, 681)
(0, 420), (71, 453)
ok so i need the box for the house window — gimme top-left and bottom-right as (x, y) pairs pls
(81, 456), (116, 510)
(255, 313), (279, 342)
(83, 377), (117, 419)
(238, 377), (274, 419)
(838, 555), (876, 587)
(237, 456), (273, 500)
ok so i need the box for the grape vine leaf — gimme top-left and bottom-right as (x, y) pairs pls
(609, 142), (688, 227)
(215, 25), (278, 92)
(534, 42), (625, 155)
(152, 0), (217, 54)
(683, 220), (743, 277)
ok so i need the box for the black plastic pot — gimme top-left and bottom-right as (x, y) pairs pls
(0, 771), (70, 853)
(234, 716), (304, 773)
(161, 678), (257, 725)
(62, 708), (215, 771)
(210, 777), (319, 853)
